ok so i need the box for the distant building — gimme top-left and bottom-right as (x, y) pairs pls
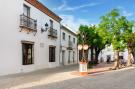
(98, 45), (134, 63)
(60, 25), (78, 65)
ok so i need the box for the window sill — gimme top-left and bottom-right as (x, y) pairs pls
(22, 63), (34, 65)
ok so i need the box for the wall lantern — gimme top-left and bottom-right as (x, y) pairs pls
(41, 23), (49, 33)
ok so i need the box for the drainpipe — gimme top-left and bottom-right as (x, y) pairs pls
(59, 22), (62, 66)
(77, 43), (79, 63)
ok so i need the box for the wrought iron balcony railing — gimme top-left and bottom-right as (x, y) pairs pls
(48, 27), (57, 38)
(20, 14), (37, 31)
(67, 41), (73, 50)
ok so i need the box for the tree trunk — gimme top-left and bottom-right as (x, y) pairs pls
(131, 48), (135, 64)
(91, 47), (94, 61)
(112, 50), (120, 70)
(95, 47), (100, 64)
(127, 47), (132, 66)
(84, 50), (88, 61)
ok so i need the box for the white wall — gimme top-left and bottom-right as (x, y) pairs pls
(0, 0), (61, 76)
(60, 27), (78, 65)
(98, 45), (134, 63)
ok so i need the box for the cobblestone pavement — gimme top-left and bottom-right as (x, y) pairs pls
(0, 64), (135, 89)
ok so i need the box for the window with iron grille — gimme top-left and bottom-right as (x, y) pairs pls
(73, 38), (75, 43)
(62, 32), (66, 40)
(49, 46), (56, 62)
(73, 51), (75, 62)
(69, 35), (71, 41)
(22, 43), (34, 65)
(50, 20), (53, 28)
(68, 51), (71, 63)
(23, 4), (30, 17)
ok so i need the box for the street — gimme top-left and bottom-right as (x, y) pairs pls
(24, 67), (135, 89)
(0, 64), (135, 89)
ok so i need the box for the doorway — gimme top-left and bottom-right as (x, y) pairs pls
(61, 50), (65, 65)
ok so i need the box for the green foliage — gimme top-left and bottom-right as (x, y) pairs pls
(77, 9), (135, 63)
(120, 18), (134, 46)
(77, 25), (89, 44)
(77, 25), (106, 50)
(98, 9), (128, 51)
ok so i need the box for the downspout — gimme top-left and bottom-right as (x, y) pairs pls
(77, 43), (79, 63)
(59, 22), (62, 66)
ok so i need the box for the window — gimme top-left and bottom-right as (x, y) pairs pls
(68, 51), (71, 63)
(62, 32), (66, 40)
(73, 38), (75, 43)
(49, 46), (56, 62)
(107, 55), (111, 63)
(119, 56), (123, 59)
(69, 35), (71, 41)
(22, 43), (34, 65)
(23, 4), (30, 17)
(50, 20), (53, 28)
(73, 51), (75, 62)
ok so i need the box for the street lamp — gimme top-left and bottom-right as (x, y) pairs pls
(78, 44), (89, 61)
(78, 45), (83, 50)
(83, 45), (89, 50)
(41, 23), (49, 33)
(78, 32), (89, 76)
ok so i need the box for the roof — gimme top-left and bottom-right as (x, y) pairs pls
(61, 25), (77, 36)
(25, 0), (62, 22)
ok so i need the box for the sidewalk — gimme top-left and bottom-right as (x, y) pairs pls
(0, 64), (79, 89)
(71, 63), (113, 76)
(0, 63), (116, 89)
(88, 63), (113, 75)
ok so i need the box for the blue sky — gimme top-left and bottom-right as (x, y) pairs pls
(39, 0), (135, 31)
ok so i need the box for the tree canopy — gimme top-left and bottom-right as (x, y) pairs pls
(77, 9), (135, 69)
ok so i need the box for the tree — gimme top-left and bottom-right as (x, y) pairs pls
(91, 26), (106, 64)
(77, 25), (90, 61)
(131, 34), (135, 64)
(98, 9), (126, 69)
(119, 16), (134, 66)
(85, 25), (95, 62)
(77, 25), (106, 64)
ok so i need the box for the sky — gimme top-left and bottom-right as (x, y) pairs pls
(39, 0), (135, 32)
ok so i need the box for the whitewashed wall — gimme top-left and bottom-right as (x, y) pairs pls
(60, 27), (78, 65)
(0, 0), (61, 76)
(98, 45), (134, 63)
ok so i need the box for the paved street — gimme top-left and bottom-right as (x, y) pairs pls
(0, 64), (135, 89)
(0, 64), (80, 89)
(24, 67), (135, 89)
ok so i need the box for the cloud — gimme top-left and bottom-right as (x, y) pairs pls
(57, 0), (67, 10)
(117, 6), (134, 17)
(122, 10), (134, 17)
(60, 15), (96, 32)
(117, 6), (124, 10)
(54, 0), (101, 11)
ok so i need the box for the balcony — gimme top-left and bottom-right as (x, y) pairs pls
(67, 41), (73, 50)
(48, 27), (57, 38)
(20, 14), (37, 35)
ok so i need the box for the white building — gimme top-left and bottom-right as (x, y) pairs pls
(60, 25), (78, 65)
(98, 45), (134, 63)
(98, 45), (114, 62)
(0, 0), (64, 76)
